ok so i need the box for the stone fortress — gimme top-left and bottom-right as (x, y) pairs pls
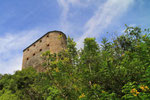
(22, 31), (67, 72)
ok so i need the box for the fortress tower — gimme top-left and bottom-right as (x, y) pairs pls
(22, 31), (67, 72)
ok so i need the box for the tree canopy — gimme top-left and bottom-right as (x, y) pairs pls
(0, 26), (150, 100)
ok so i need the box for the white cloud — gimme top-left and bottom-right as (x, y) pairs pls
(0, 55), (22, 74)
(57, 0), (94, 33)
(57, 0), (81, 33)
(57, 0), (135, 48)
(76, 0), (135, 48)
(0, 29), (43, 74)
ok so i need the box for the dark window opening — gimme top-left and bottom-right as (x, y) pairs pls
(27, 58), (29, 60)
(27, 49), (29, 51)
(47, 35), (49, 37)
(40, 40), (42, 42)
(33, 53), (35, 56)
(39, 49), (42, 52)
(33, 44), (36, 47)
(47, 44), (49, 47)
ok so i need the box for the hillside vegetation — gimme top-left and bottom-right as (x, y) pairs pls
(0, 26), (150, 100)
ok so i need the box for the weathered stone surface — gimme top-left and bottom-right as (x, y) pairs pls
(22, 31), (67, 71)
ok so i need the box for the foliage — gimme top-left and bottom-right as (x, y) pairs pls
(0, 26), (150, 100)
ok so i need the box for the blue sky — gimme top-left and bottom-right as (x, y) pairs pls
(0, 0), (150, 74)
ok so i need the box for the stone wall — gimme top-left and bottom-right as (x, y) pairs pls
(22, 31), (67, 72)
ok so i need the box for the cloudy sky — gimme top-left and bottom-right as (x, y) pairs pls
(0, 0), (150, 74)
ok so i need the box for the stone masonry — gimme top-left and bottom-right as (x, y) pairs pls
(22, 31), (67, 72)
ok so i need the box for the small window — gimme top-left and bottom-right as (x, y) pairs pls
(33, 53), (35, 56)
(47, 44), (49, 47)
(39, 40), (42, 42)
(33, 44), (36, 47)
(47, 35), (49, 37)
(27, 49), (29, 51)
(27, 58), (29, 60)
(39, 49), (42, 52)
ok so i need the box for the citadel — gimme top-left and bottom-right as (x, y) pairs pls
(22, 31), (67, 71)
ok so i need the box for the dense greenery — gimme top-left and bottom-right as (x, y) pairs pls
(0, 26), (150, 100)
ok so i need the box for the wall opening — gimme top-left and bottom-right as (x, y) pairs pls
(33, 53), (35, 56)
(47, 44), (49, 47)
(39, 49), (42, 52)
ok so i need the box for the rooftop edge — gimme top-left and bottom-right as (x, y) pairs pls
(23, 30), (67, 52)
